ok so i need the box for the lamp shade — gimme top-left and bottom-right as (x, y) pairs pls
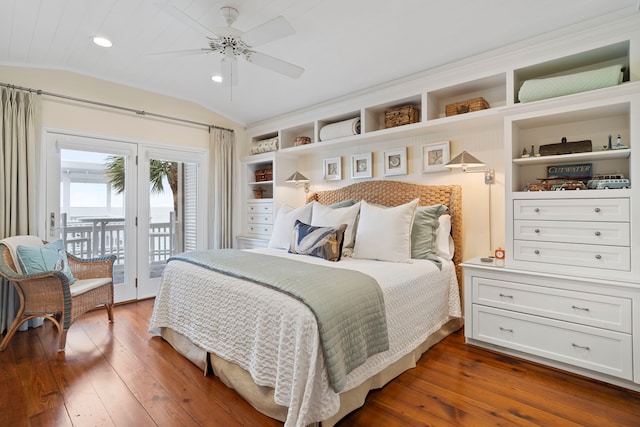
(445, 151), (485, 170)
(285, 171), (310, 183)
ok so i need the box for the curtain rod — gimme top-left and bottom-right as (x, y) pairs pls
(0, 82), (234, 133)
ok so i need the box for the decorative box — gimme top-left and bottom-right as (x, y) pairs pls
(254, 169), (273, 182)
(445, 97), (490, 116)
(294, 136), (311, 146)
(539, 138), (592, 156)
(384, 105), (419, 128)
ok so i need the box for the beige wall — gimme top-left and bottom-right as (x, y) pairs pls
(0, 66), (245, 148)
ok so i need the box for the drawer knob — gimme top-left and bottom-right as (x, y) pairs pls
(499, 327), (514, 333)
(572, 305), (590, 312)
(499, 293), (514, 299)
(534, 208), (540, 213)
(594, 207), (601, 213)
(572, 343), (590, 351)
(594, 231), (601, 236)
(595, 254), (602, 260)
(534, 249), (540, 255)
(534, 228), (540, 233)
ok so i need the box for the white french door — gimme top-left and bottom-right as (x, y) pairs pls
(136, 146), (207, 298)
(44, 131), (208, 302)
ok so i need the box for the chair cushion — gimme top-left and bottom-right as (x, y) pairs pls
(0, 235), (43, 274)
(16, 239), (77, 283)
(70, 277), (111, 297)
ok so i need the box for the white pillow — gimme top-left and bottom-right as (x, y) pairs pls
(310, 201), (361, 248)
(352, 198), (419, 263)
(435, 214), (455, 260)
(268, 203), (313, 249)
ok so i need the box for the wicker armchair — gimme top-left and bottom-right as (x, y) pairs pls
(0, 236), (116, 351)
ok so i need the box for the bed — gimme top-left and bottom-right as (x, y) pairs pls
(149, 181), (463, 426)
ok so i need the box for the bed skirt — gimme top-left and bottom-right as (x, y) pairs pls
(159, 316), (463, 426)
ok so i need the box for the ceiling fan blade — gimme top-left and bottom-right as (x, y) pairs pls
(249, 51), (304, 79)
(241, 16), (295, 47)
(155, 2), (218, 38)
(146, 48), (212, 57)
(221, 56), (239, 87)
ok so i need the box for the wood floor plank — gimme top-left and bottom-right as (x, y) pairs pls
(2, 300), (640, 427)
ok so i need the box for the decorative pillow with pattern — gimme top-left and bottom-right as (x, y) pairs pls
(289, 220), (347, 262)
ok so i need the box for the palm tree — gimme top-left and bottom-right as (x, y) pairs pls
(104, 156), (179, 214)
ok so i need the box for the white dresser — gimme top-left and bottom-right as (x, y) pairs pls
(512, 197), (631, 273)
(462, 259), (639, 389)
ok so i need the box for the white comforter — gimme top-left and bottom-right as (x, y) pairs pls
(149, 248), (461, 427)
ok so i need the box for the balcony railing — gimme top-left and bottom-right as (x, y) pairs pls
(60, 214), (176, 266)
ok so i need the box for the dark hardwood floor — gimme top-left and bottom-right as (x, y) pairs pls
(1, 299), (639, 426)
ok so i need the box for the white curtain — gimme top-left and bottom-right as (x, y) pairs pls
(0, 87), (42, 333)
(210, 127), (235, 249)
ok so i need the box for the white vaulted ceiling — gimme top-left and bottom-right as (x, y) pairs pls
(0, 0), (637, 126)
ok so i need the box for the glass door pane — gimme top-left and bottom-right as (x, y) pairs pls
(54, 144), (137, 302)
(137, 147), (205, 299)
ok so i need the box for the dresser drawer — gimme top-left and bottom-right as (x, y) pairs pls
(472, 277), (631, 332)
(514, 220), (630, 246)
(247, 202), (273, 214)
(472, 305), (633, 380)
(513, 198), (629, 222)
(514, 240), (630, 271)
(247, 224), (273, 236)
(247, 213), (273, 225)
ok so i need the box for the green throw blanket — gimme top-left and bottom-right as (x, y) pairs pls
(168, 249), (389, 392)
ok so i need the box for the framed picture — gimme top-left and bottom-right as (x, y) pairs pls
(351, 152), (372, 179)
(422, 141), (450, 173)
(384, 147), (407, 176)
(323, 157), (342, 181)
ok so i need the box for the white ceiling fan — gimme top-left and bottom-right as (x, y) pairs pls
(156, 3), (305, 86)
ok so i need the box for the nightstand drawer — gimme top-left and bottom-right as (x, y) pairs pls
(247, 224), (273, 236)
(513, 198), (629, 222)
(473, 306), (632, 380)
(514, 240), (630, 271)
(514, 220), (630, 246)
(472, 277), (631, 332)
(247, 202), (273, 214)
(247, 213), (273, 225)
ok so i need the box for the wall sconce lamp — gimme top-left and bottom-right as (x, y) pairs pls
(444, 151), (495, 184)
(445, 150), (496, 259)
(285, 171), (311, 194)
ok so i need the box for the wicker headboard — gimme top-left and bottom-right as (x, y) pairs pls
(307, 181), (463, 288)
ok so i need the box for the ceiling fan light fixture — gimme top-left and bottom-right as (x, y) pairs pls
(91, 36), (112, 48)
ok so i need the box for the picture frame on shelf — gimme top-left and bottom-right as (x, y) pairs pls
(351, 152), (372, 179)
(422, 141), (450, 173)
(323, 157), (342, 181)
(384, 147), (407, 176)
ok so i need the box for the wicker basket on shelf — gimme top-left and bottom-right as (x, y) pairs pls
(384, 105), (419, 128)
(445, 97), (490, 116)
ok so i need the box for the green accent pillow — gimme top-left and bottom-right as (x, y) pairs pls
(329, 199), (357, 209)
(411, 204), (448, 262)
(16, 239), (77, 283)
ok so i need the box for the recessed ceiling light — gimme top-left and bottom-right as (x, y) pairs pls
(91, 36), (112, 48)
(211, 75), (223, 83)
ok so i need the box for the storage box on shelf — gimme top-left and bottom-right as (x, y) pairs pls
(445, 97), (490, 117)
(280, 122), (315, 150)
(426, 73), (506, 120)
